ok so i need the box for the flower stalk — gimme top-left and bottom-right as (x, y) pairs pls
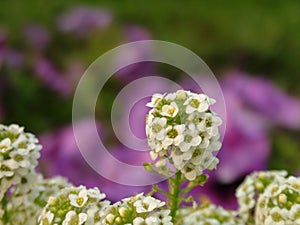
(169, 171), (182, 222)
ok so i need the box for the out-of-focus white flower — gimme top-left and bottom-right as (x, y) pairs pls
(235, 170), (288, 223)
(255, 175), (300, 225)
(179, 204), (243, 225)
(4, 174), (71, 225)
(0, 124), (42, 201)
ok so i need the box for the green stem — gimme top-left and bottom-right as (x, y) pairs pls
(170, 171), (182, 223)
(1, 194), (8, 223)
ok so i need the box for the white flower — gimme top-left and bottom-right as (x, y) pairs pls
(146, 93), (165, 108)
(133, 217), (146, 225)
(62, 211), (87, 225)
(87, 187), (106, 200)
(175, 90), (187, 100)
(160, 102), (179, 118)
(148, 118), (167, 141)
(39, 211), (54, 225)
(197, 113), (222, 135)
(289, 205), (300, 224)
(184, 94), (210, 114)
(162, 125), (185, 147)
(0, 138), (12, 152)
(178, 129), (201, 152)
(134, 196), (165, 213)
(69, 188), (88, 207)
(165, 93), (177, 101)
(151, 210), (173, 225)
(264, 207), (286, 225)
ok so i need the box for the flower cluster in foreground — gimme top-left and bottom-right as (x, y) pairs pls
(236, 170), (288, 223)
(146, 90), (222, 181)
(0, 124), (41, 200)
(179, 204), (243, 225)
(104, 193), (172, 225)
(4, 174), (71, 225)
(256, 176), (300, 225)
(38, 185), (110, 225)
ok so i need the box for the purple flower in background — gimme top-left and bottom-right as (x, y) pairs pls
(23, 24), (50, 51)
(57, 6), (113, 37)
(38, 119), (151, 202)
(115, 26), (155, 81)
(0, 28), (24, 69)
(0, 77), (4, 120)
(215, 88), (270, 184)
(34, 57), (72, 96)
(0, 28), (7, 67)
(223, 71), (300, 129)
(124, 25), (152, 41)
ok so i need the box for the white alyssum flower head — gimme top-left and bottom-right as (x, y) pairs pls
(3, 174), (71, 225)
(179, 204), (243, 225)
(145, 90), (222, 181)
(104, 193), (172, 225)
(255, 175), (300, 225)
(0, 124), (42, 200)
(38, 185), (110, 225)
(235, 170), (288, 223)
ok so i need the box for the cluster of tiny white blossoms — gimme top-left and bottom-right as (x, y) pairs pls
(4, 174), (71, 225)
(179, 204), (243, 225)
(0, 124), (41, 200)
(235, 170), (287, 223)
(255, 175), (300, 225)
(146, 90), (222, 181)
(104, 193), (172, 225)
(38, 185), (110, 225)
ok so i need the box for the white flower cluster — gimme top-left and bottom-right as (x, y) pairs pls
(256, 176), (300, 225)
(179, 204), (243, 225)
(146, 90), (222, 181)
(236, 170), (287, 222)
(4, 174), (71, 225)
(38, 185), (110, 225)
(0, 124), (41, 200)
(104, 193), (172, 225)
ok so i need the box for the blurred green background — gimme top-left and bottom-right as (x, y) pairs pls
(2, 0), (300, 91)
